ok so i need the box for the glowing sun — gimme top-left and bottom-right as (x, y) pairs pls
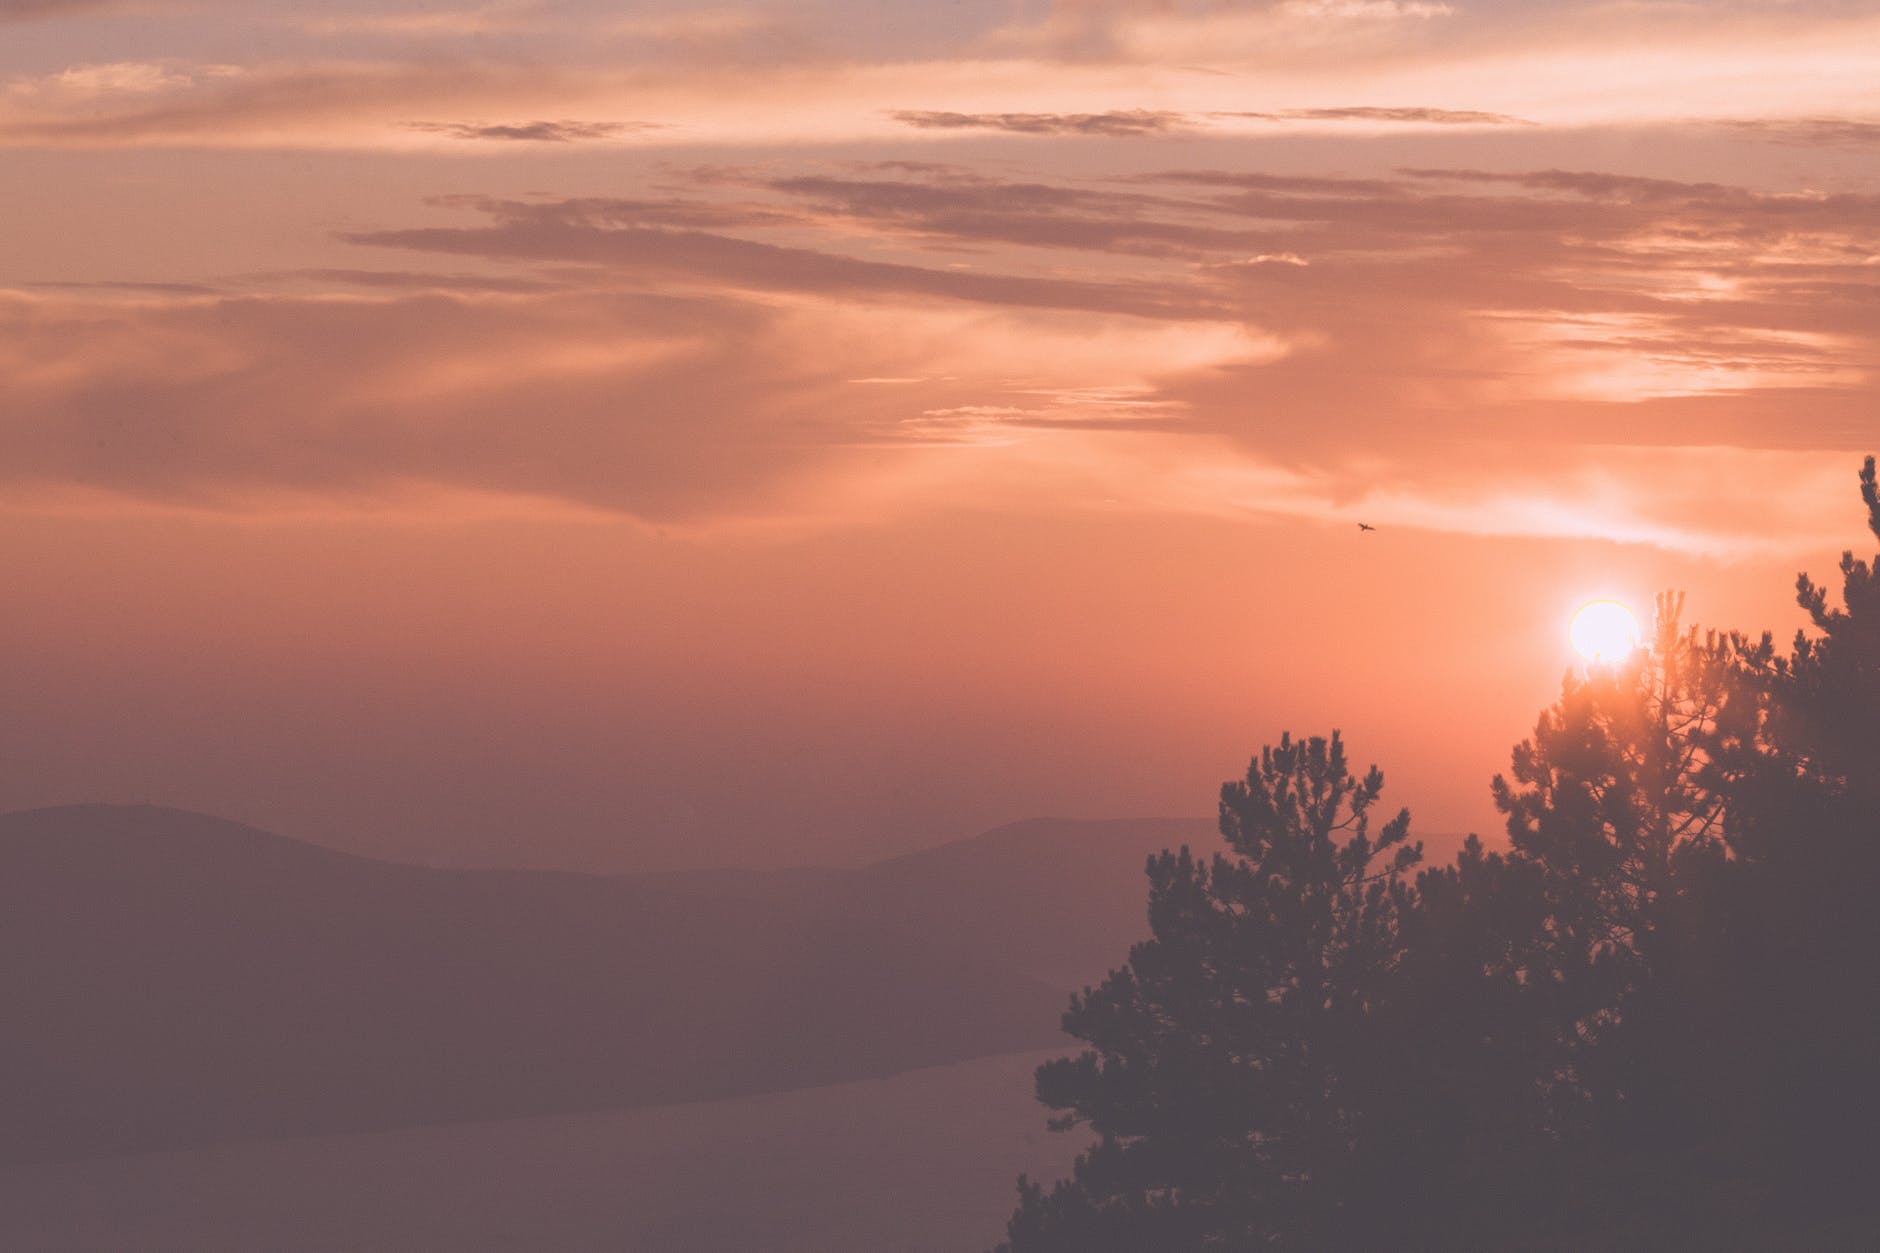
(1570, 599), (1641, 663)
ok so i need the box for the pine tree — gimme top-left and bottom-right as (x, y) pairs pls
(1706, 454), (1880, 1212)
(1781, 454), (1880, 804)
(998, 732), (1419, 1252)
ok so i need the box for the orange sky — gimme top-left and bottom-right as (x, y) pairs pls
(0, 0), (1872, 869)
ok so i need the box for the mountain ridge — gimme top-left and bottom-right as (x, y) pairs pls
(0, 802), (1220, 1165)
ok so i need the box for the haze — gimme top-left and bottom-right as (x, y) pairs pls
(3, 0), (1873, 872)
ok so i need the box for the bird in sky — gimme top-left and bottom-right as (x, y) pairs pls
(1357, 522), (1376, 532)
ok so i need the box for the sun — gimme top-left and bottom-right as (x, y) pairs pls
(1569, 599), (1641, 663)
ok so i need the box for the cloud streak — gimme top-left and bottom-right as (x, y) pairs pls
(890, 106), (1526, 138)
(890, 109), (1188, 136)
(0, 287), (855, 522)
(1218, 106), (1528, 125)
(0, 0), (117, 19)
(5, 3), (1880, 151)
(405, 119), (650, 142)
(339, 196), (1219, 319)
(1717, 116), (1880, 147)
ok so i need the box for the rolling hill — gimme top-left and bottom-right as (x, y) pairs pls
(0, 804), (1218, 1164)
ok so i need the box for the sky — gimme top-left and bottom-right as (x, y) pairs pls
(1, 0), (1875, 871)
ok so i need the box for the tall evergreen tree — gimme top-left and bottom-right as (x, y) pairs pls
(1487, 595), (1741, 1139)
(998, 732), (1419, 1252)
(1703, 455), (1880, 1213)
(1772, 454), (1880, 805)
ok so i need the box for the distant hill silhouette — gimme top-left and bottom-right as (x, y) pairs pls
(0, 805), (1219, 1164)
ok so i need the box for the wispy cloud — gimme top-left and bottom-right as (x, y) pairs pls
(0, 60), (517, 146)
(269, 269), (558, 294)
(338, 196), (1219, 319)
(760, 172), (1258, 258)
(405, 119), (649, 142)
(0, 287), (850, 522)
(1717, 116), (1880, 147)
(25, 278), (221, 295)
(890, 109), (1188, 137)
(6, 8), (1880, 151)
(12, 142), (1873, 554)
(889, 106), (1525, 138)
(1218, 106), (1528, 125)
(287, 3), (540, 38)
(0, 0), (118, 20)
(984, 0), (1458, 63)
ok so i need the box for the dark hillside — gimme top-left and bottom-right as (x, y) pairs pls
(0, 805), (1063, 1164)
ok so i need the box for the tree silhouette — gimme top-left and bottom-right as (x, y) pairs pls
(1773, 454), (1880, 804)
(998, 457), (1880, 1250)
(1479, 593), (1784, 1236)
(1699, 454), (1880, 1215)
(998, 732), (1419, 1252)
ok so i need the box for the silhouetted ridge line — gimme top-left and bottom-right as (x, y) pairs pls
(0, 806), (1207, 1165)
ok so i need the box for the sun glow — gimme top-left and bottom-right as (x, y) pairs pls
(1569, 599), (1642, 663)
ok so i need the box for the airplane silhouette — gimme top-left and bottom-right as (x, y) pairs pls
(1357, 523), (1376, 532)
